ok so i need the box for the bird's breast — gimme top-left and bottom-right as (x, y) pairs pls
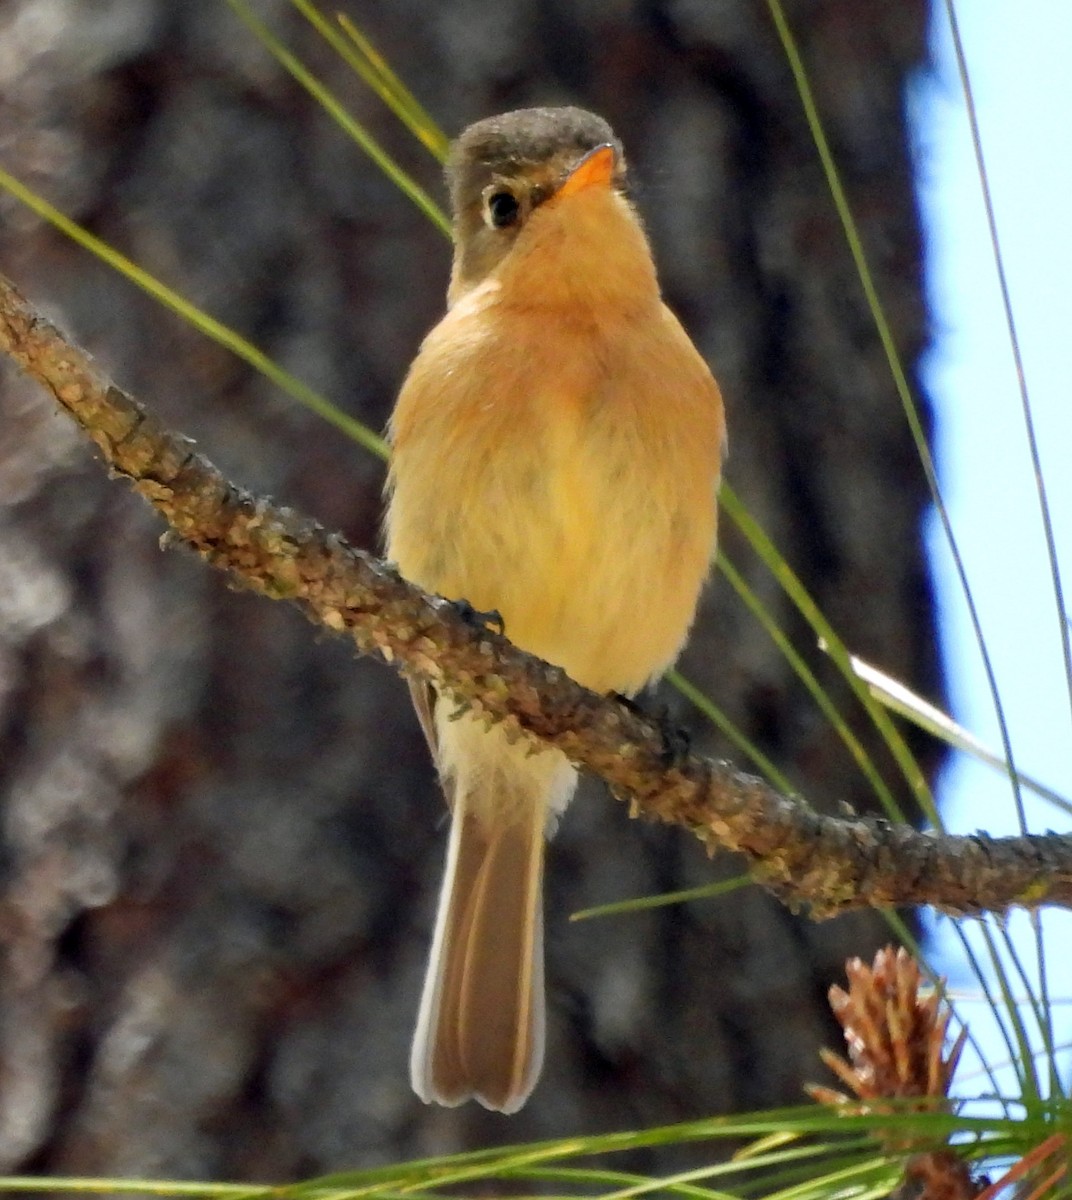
(386, 294), (722, 693)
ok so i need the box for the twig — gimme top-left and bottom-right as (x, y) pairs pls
(2, 270), (1070, 918)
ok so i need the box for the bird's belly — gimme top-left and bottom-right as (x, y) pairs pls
(387, 295), (723, 696)
(397, 405), (715, 696)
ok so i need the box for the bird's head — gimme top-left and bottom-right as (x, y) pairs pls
(445, 106), (656, 309)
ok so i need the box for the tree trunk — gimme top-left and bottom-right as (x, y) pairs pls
(0, 0), (938, 1177)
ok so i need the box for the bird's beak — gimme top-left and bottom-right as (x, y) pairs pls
(557, 143), (616, 199)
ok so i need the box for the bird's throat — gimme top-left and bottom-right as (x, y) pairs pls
(495, 189), (659, 315)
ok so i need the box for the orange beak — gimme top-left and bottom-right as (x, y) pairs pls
(556, 143), (616, 199)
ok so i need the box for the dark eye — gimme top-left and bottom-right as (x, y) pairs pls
(486, 190), (520, 228)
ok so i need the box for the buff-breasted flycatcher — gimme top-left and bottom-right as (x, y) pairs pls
(385, 106), (726, 1113)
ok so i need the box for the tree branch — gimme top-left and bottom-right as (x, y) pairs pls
(2, 270), (1069, 917)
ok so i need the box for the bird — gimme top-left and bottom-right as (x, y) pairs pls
(384, 105), (726, 1113)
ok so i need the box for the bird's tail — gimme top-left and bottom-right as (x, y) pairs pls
(410, 715), (574, 1113)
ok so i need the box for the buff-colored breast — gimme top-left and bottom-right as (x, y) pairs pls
(386, 278), (723, 696)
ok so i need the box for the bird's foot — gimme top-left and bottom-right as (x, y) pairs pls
(453, 597), (505, 635)
(611, 692), (691, 769)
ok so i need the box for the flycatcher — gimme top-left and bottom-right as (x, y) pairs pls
(385, 106), (726, 1113)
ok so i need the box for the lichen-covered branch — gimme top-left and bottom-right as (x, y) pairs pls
(2, 270), (1070, 917)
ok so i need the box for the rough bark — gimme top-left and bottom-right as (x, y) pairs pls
(0, 0), (935, 1178)
(4, 273), (1068, 923)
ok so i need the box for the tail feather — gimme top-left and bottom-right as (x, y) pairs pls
(411, 797), (546, 1113)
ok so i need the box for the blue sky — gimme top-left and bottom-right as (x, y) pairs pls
(917, 1), (1072, 1091)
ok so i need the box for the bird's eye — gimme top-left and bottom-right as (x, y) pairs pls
(486, 190), (521, 228)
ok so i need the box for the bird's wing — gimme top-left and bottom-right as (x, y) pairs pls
(408, 676), (439, 759)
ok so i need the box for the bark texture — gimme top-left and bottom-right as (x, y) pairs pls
(4, 275), (1064, 922)
(0, 0), (936, 1178)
